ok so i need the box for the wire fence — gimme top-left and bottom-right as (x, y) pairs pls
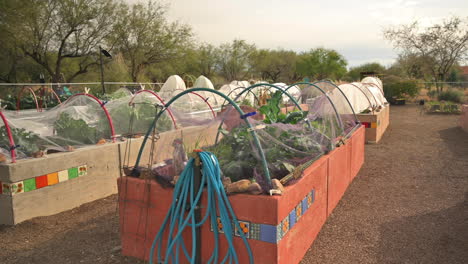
(0, 82), (165, 100)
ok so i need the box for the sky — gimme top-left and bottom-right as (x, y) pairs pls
(132, 0), (468, 67)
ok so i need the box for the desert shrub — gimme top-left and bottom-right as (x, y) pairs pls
(438, 90), (463, 103)
(383, 76), (419, 100)
(427, 90), (438, 98)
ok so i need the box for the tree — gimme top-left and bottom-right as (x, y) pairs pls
(250, 49), (299, 83)
(195, 44), (219, 78)
(346, 62), (386, 81)
(0, 0), (119, 82)
(296, 48), (347, 81)
(384, 16), (468, 93)
(110, 0), (193, 82)
(217, 40), (256, 81)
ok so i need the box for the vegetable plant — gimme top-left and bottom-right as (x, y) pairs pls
(54, 112), (102, 144)
(259, 91), (308, 124)
(0, 126), (43, 157)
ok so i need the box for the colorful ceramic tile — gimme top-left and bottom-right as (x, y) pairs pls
(4, 181), (24, 195)
(289, 210), (297, 229)
(47, 173), (59, 185)
(24, 178), (36, 192)
(249, 223), (261, 240)
(296, 203), (303, 221)
(68, 167), (78, 179)
(260, 224), (277, 243)
(276, 223), (283, 242)
(35, 175), (48, 189)
(371, 122), (377, 128)
(58, 170), (69, 182)
(215, 217), (224, 234)
(234, 220), (250, 239)
(78, 165), (87, 176)
(302, 196), (309, 212)
(307, 192), (313, 208)
(281, 217), (290, 237)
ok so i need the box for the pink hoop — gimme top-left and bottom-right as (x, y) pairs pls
(189, 92), (216, 118)
(0, 111), (16, 163)
(131, 90), (178, 129)
(16, 87), (40, 112)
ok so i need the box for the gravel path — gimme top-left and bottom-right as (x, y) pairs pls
(0, 105), (467, 264)
(302, 105), (468, 264)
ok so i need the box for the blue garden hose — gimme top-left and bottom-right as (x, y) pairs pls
(149, 151), (254, 264)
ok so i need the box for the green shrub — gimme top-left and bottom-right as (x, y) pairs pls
(438, 90), (463, 103)
(383, 77), (419, 100)
(427, 90), (438, 98)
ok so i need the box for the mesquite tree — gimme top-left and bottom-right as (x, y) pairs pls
(0, 0), (118, 82)
(384, 17), (468, 93)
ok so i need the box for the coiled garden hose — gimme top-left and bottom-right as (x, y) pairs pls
(149, 151), (254, 264)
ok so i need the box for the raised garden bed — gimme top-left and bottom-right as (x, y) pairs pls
(356, 105), (390, 144)
(425, 101), (461, 114)
(118, 125), (365, 264)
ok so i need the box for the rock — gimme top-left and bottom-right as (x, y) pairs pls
(96, 139), (106, 145)
(226, 179), (251, 194)
(171, 176), (180, 185)
(31, 151), (44, 158)
(247, 182), (263, 195)
(222, 177), (231, 188)
(0, 153), (7, 163)
(271, 179), (285, 193)
(122, 166), (133, 176)
(111, 245), (121, 253)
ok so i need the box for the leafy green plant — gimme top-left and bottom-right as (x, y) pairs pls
(54, 112), (101, 144)
(106, 101), (173, 136)
(438, 90), (463, 103)
(259, 91), (308, 124)
(0, 126), (43, 156)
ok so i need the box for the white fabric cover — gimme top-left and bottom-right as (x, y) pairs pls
(338, 83), (372, 113)
(192, 75), (222, 106)
(220, 83), (254, 105)
(159, 75), (186, 101)
(367, 85), (387, 105)
(193, 75), (214, 89)
(273, 83), (301, 103)
(361, 76), (383, 91)
(230, 80), (250, 88)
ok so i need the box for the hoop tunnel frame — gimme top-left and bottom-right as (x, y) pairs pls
(215, 83), (312, 145)
(287, 82), (345, 136)
(312, 80), (359, 125)
(131, 90), (178, 129)
(16, 87), (40, 112)
(347, 83), (376, 113)
(132, 87), (273, 187)
(0, 110), (16, 163)
(61, 93), (116, 143)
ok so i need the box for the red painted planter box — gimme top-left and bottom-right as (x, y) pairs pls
(118, 125), (365, 264)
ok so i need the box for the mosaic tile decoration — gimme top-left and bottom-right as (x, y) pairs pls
(210, 189), (316, 244)
(361, 122), (378, 128)
(1, 165), (87, 196)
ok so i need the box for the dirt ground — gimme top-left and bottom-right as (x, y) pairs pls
(1, 105), (467, 264)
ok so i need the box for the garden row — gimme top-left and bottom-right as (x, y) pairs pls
(1, 76), (388, 227)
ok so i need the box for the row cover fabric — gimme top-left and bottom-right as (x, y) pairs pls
(361, 76), (383, 92)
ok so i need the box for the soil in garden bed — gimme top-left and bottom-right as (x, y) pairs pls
(0, 105), (467, 264)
